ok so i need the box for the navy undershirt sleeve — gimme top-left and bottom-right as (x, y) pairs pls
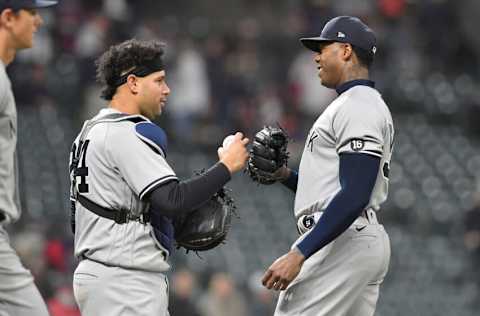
(296, 153), (380, 258)
(281, 169), (298, 192)
(148, 162), (231, 218)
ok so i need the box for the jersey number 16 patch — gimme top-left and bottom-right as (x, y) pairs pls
(350, 139), (365, 151)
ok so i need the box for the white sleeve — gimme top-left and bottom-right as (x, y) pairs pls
(106, 123), (177, 200)
(333, 101), (385, 158)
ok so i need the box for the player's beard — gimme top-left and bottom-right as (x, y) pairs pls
(141, 108), (156, 120)
(140, 102), (162, 120)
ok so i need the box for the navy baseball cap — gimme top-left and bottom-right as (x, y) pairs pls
(0, 0), (58, 10)
(300, 16), (377, 55)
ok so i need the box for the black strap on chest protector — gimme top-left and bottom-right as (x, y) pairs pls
(70, 113), (148, 233)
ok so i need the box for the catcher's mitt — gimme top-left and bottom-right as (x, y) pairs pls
(173, 187), (236, 252)
(247, 125), (289, 184)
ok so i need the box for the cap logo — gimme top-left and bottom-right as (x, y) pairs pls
(337, 31), (346, 38)
(372, 46), (377, 54)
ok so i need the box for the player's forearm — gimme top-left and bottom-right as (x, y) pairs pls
(296, 153), (380, 258)
(149, 162), (231, 217)
(280, 168), (298, 192)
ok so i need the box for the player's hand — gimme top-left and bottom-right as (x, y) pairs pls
(262, 248), (305, 291)
(218, 132), (249, 174)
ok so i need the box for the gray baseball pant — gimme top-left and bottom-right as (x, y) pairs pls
(274, 212), (391, 316)
(73, 258), (170, 316)
(0, 225), (49, 316)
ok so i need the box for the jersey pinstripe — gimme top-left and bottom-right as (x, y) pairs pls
(70, 108), (177, 272)
(294, 85), (394, 218)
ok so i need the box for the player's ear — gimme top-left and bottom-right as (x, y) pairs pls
(0, 8), (17, 28)
(126, 74), (139, 95)
(341, 43), (353, 61)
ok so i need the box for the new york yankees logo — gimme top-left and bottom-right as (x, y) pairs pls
(307, 131), (319, 152)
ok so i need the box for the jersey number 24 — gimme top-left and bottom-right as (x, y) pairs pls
(70, 140), (90, 194)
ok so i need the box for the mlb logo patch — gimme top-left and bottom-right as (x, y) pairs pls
(337, 31), (346, 38)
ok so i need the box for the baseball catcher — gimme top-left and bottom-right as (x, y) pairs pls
(247, 125), (289, 184)
(70, 39), (249, 316)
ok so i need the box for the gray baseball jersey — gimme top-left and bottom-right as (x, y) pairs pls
(0, 60), (49, 316)
(275, 84), (393, 316)
(0, 61), (21, 224)
(294, 85), (394, 218)
(70, 108), (177, 273)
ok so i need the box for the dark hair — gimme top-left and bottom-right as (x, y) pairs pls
(351, 45), (374, 69)
(0, 5), (20, 13)
(95, 39), (166, 100)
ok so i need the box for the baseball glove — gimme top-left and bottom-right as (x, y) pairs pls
(173, 186), (236, 252)
(247, 125), (289, 184)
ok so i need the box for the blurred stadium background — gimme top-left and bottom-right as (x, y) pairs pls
(6, 0), (480, 315)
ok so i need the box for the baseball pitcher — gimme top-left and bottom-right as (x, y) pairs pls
(248, 16), (393, 316)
